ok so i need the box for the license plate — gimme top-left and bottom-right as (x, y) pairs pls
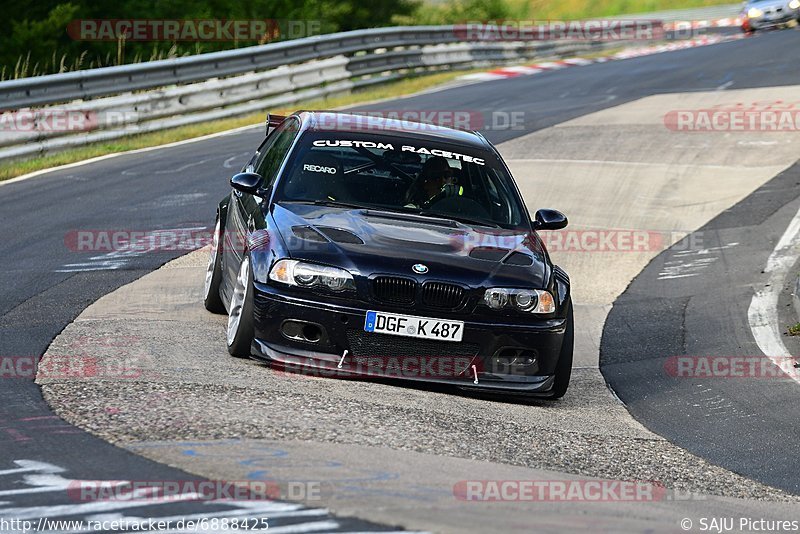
(364, 311), (464, 342)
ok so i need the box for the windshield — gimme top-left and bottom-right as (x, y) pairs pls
(274, 132), (528, 229)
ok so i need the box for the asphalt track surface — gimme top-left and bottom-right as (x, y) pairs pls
(601, 161), (800, 493)
(2, 27), (800, 529)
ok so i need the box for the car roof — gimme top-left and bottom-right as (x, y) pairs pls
(292, 111), (492, 151)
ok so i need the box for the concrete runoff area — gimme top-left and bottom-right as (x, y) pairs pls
(795, 273), (800, 323)
(38, 85), (800, 532)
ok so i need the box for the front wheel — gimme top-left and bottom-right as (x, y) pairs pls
(548, 302), (574, 400)
(203, 218), (226, 314)
(227, 255), (255, 358)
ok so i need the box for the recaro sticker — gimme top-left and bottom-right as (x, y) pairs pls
(303, 164), (337, 174)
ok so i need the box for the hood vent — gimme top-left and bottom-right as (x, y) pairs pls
(503, 251), (533, 266)
(469, 247), (533, 265)
(292, 226), (328, 242)
(316, 227), (364, 245)
(469, 247), (510, 261)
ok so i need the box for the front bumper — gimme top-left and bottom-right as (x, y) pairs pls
(745, 8), (800, 29)
(250, 282), (568, 395)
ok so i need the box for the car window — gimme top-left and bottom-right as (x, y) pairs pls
(275, 132), (527, 229)
(253, 118), (300, 188)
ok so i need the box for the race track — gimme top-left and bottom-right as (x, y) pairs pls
(3, 27), (800, 533)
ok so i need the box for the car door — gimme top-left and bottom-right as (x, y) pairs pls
(221, 117), (301, 305)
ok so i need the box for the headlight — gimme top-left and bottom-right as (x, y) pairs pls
(269, 259), (355, 292)
(747, 6), (764, 17)
(790, 0), (800, 9)
(483, 288), (556, 314)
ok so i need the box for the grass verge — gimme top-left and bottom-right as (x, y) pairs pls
(789, 324), (800, 337)
(0, 70), (475, 182)
(406, 0), (738, 25)
(507, 0), (737, 20)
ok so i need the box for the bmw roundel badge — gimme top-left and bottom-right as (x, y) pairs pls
(412, 263), (429, 274)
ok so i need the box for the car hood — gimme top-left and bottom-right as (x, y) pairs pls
(271, 202), (550, 288)
(747, 0), (791, 8)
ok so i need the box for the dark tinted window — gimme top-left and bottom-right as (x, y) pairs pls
(275, 132), (527, 229)
(253, 118), (300, 187)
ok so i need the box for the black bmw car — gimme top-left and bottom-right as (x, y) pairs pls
(204, 111), (574, 399)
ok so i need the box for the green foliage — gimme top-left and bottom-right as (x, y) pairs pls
(401, 0), (735, 26)
(399, 0), (512, 25)
(1, 0), (733, 79)
(0, 0), (416, 79)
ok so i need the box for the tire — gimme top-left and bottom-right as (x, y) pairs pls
(548, 301), (574, 400)
(203, 217), (226, 314)
(226, 255), (255, 358)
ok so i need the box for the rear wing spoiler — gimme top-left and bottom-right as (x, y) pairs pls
(266, 113), (286, 136)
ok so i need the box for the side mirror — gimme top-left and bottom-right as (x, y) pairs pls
(532, 209), (568, 230)
(230, 172), (263, 195)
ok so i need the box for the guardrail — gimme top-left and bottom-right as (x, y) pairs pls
(613, 3), (740, 22)
(0, 24), (694, 161)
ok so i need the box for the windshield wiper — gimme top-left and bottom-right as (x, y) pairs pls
(372, 204), (502, 228)
(281, 200), (502, 228)
(418, 210), (501, 228)
(281, 199), (372, 210)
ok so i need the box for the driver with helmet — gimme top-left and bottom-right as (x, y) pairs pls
(406, 156), (463, 208)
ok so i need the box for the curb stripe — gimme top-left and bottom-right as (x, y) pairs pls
(460, 33), (747, 82)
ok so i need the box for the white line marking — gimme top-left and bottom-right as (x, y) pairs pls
(56, 225), (209, 272)
(737, 140), (780, 146)
(224, 152), (251, 169)
(747, 203), (800, 386)
(657, 273), (701, 280)
(533, 62), (566, 70)
(498, 66), (539, 74)
(0, 460), (351, 534)
(0, 461), (64, 477)
(560, 58), (593, 66)
(0, 493), (208, 520)
(0, 124), (261, 188)
(0, 485), (67, 497)
(121, 157), (217, 176)
(659, 243), (739, 281)
(507, 158), (744, 170)
(253, 521), (339, 533)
